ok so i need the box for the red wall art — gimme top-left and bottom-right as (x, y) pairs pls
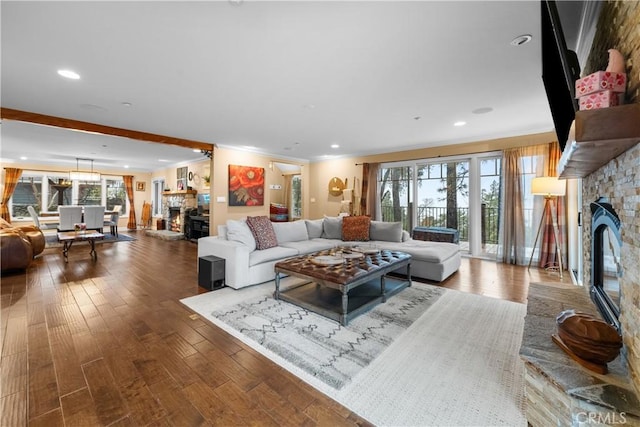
(228, 164), (265, 206)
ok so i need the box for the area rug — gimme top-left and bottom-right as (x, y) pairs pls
(180, 280), (527, 426)
(44, 232), (136, 248)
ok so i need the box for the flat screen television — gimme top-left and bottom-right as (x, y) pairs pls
(541, 0), (581, 152)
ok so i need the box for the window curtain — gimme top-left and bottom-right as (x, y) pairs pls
(497, 144), (548, 265)
(360, 163), (380, 220)
(538, 142), (567, 269)
(360, 163), (370, 216)
(1, 168), (22, 222)
(498, 150), (526, 264)
(123, 175), (137, 230)
(282, 174), (293, 221)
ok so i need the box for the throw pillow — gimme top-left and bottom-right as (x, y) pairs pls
(305, 219), (324, 239)
(342, 215), (371, 241)
(226, 219), (257, 251)
(246, 216), (278, 250)
(369, 221), (403, 242)
(321, 216), (342, 239)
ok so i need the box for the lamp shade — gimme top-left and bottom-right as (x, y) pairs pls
(69, 171), (101, 181)
(531, 176), (566, 196)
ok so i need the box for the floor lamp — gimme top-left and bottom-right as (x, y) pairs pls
(527, 177), (566, 278)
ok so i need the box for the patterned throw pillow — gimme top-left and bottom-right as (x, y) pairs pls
(246, 215), (278, 250)
(342, 215), (371, 241)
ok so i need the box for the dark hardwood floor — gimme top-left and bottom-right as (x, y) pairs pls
(1, 231), (567, 426)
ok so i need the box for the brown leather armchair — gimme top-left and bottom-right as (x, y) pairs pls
(0, 218), (45, 272)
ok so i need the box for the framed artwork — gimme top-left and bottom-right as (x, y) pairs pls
(136, 181), (146, 191)
(228, 164), (264, 206)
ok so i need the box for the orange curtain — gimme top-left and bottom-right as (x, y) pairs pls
(538, 142), (566, 269)
(360, 163), (369, 215)
(123, 175), (137, 230)
(1, 168), (22, 222)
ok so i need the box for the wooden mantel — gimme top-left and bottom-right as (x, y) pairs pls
(558, 103), (640, 179)
(162, 190), (197, 196)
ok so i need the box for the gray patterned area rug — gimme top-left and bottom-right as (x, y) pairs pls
(211, 282), (444, 390)
(180, 279), (527, 426)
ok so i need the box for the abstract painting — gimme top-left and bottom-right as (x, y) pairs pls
(228, 164), (265, 206)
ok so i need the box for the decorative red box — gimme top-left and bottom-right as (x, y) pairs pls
(578, 90), (620, 111)
(575, 71), (626, 97)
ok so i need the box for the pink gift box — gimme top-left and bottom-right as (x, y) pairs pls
(578, 90), (620, 111)
(575, 71), (626, 97)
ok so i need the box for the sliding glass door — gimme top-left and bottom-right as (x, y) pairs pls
(379, 152), (501, 258)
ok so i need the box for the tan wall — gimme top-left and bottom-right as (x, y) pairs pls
(209, 147), (310, 234)
(308, 131), (556, 219)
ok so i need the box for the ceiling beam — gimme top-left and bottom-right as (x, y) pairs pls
(0, 108), (214, 152)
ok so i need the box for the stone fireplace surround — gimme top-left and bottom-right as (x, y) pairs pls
(161, 191), (197, 235)
(521, 141), (640, 425)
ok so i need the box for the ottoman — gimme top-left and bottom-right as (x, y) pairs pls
(413, 226), (459, 244)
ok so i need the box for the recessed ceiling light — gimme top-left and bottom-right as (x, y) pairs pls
(331, 144), (340, 149)
(454, 121), (466, 127)
(124, 165), (129, 169)
(158, 159), (170, 162)
(510, 34), (532, 46)
(57, 69), (80, 79)
(20, 156), (27, 160)
(121, 102), (132, 107)
(472, 107), (493, 115)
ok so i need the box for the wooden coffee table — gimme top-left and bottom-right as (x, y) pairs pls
(274, 249), (411, 326)
(57, 231), (104, 262)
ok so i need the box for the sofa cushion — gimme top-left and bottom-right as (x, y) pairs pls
(321, 216), (342, 239)
(217, 224), (228, 239)
(226, 219), (256, 251)
(370, 221), (403, 242)
(342, 215), (370, 241)
(246, 215), (278, 250)
(249, 245), (298, 267)
(280, 239), (335, 255)
(272, 220), (309, 244)
(305, 219), (324, 239)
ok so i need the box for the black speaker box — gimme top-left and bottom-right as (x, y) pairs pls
(198, 255), (225, 290)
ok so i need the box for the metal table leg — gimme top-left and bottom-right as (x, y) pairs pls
(62, 240), (73, 262)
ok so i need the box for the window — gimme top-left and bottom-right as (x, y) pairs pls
(106, 179), (127, 216)
(380, 152), (502, 258)
(291, 175), (302, 218)
(8, 171), (127, 219)
(152, 178), (165, 216)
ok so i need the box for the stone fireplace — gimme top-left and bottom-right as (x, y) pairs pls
(161, 191), (197, 235)
(583, 145), (639, 393)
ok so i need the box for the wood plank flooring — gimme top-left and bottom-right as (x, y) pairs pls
(1, 231), (567, 426)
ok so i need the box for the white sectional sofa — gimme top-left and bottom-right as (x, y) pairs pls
(197, 217), (461, 289)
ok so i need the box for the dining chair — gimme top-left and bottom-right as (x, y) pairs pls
(103, 205), (121, 237)
(27, 205), (59, 230)
(57, 206), (83, 232)
(83, 206), (106, 232)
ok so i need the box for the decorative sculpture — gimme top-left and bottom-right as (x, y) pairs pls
(552, 309), (622, 374)
(606, 48), (625, 74)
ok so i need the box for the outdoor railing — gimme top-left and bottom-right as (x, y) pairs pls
(380, 205), (516, 245)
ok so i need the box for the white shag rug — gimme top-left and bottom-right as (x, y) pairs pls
(180, 279), (527, 427)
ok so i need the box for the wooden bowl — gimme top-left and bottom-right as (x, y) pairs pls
(556, 310), (622, 364)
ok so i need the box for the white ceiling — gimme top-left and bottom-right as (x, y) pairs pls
(1, 1), (586, 172)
